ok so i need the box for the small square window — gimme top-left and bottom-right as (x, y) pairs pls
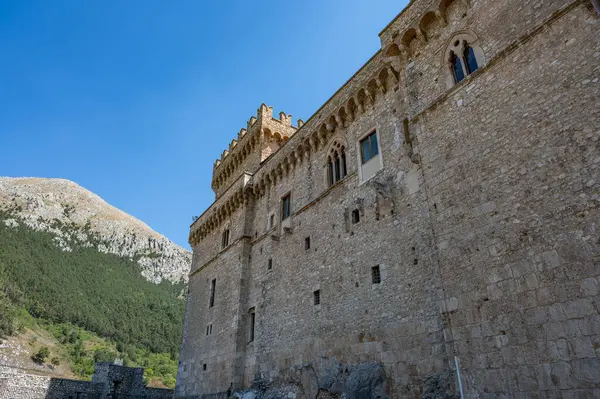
(281, 194), (291, 220)
(203, 364), (207, 371)
(305, 236), (311, 250)
(351, 209), (360, 224)
(313, 289), (320, 305)
(267, 258), (273, 270)
(360, 131), (379, 164)
(372, 265), (381, 284)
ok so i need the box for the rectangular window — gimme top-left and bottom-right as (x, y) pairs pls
(372, 265), (381, 284)
(203, 364), (207, 371)
(267, 258), (273, 270)
(313, 290), (320, 306)
(351, 209), (360, 224)
(209, 279), (216, 308)
(221, 229), (230, 248)
(269, 214), (275, 229)
(360, 131), (379, 164)
(281, 194), (291, 220)
(249, 307), (256, 342)
(305, 236), (311, 250)
(206, 324), (213, 336)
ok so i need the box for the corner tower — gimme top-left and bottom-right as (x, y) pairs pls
(211, 104), (300, 199)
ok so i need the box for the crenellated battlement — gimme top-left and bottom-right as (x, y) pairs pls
(211, 104), (300, 198)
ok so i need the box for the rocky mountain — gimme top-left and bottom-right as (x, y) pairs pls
(0, 177), (190, 284)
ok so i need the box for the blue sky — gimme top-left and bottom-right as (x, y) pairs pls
(0, 0), (408, 249)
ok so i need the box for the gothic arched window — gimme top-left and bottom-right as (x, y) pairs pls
(450, 51), (465, 83)
(463, 42), (479, 74)
(443, 32), (485, 88)
(327, 141), (347, 186)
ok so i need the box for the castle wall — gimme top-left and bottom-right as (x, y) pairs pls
(411, 2), (600, 395)
(178, 0), (599, 397)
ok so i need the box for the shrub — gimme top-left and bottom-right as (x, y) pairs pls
(32, 346), (50, 364)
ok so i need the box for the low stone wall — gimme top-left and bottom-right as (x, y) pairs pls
(0, 364), (173, 399)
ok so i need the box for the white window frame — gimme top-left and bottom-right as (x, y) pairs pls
(356, 128), (383, 185)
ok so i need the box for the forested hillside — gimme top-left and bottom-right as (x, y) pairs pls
(0, 210), (186, 387)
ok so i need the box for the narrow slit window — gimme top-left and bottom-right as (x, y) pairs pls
(372, 265), (381, 284)
(249, 307), (256, 343)
(313, 290), (320, 306)
(267, 258), (273, 270)
(269, 214), (275, 229)
(209, 278), (216, 308)
(305, 236), (311, 250)
(221, 229), (230, 249)
(351, 209), (360, 224)
(281, 194), (291, 220)
(203, 364), (207, 371)
(341, 149), (347, 178)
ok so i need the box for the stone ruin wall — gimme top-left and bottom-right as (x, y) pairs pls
(177, 0), (600, 397)
(0, 364), (173, 399)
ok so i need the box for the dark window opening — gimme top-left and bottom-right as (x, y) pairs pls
(313, 290), (321, 305)
(269, 214), (275, 229)
(305, 236), (311, 250)
(267, 258), (273, 270)
(281, 194), (291, 220)
(360, 132), (379, 164)
(209, 279), (216, 308)
(221, 229), (230, 249)
(351, 209), (360, 224)
(463, 43), (478, 74)
(203, 364), (207, 371)
(249, 307), (256, 342)
(372, 265), (381, 284)
(450, 52), (464, 83)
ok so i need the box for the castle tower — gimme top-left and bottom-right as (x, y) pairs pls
(211, 104), (298, 199)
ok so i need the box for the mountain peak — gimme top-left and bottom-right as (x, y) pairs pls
(0, 176), (190, 283)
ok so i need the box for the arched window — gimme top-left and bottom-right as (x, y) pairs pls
(443, 32), (485, 88)
(327, 140), (347, 186)
(450, 51), (465, 83)
(463, 42), (478, 74)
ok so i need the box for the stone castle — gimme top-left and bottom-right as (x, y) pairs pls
(176, 0), (600, 397)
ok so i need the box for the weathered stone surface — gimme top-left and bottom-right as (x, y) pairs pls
(176, 0), (600, 398)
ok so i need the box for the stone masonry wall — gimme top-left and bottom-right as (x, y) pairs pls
(0, 364), (173, 399)
(177, 0), (599, 397)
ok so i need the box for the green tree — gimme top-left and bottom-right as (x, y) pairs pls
(32, 346), (50, 364)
